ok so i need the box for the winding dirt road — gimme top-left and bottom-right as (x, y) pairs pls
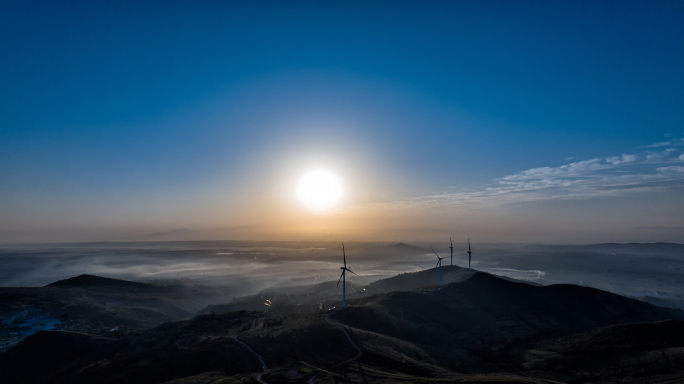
(233, 310), (362, 384)
(233, 334), (268, 384)
(308, 310), (363, 384)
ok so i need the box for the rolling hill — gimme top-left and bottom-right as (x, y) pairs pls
(3, 271), (684, 383)
(0, 274), (235, 352)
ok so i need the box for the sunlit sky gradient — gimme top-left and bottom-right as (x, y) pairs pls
(1, 1), (683, 243)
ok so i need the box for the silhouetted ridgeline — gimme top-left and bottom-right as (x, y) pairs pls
(2, 270), (684, 383)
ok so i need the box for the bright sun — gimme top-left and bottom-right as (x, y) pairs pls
(297, 171), (342, 210)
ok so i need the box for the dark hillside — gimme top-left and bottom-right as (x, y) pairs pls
(197, 265), (474, 316)
(0, 311), (362, 384)
(523, 320), (684, 383)
(536, 319), (684, 353)
(197, 280), (362, 315)
(340, 273), (683, 346)
(3, 272), (684, 383)
(46, 274), (159, 290)
(0, 313), (260, 384)
(331, 272), (684, 375)
(0, 275), (235, 351)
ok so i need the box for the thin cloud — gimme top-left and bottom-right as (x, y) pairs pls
(486, 147), (684, 202)
(646, 148), (678, 162)
(606, 154), (638, 165)
(657, 165), (684, 173)
(362, 143), (684, 212)
(644, 137), (684, 148)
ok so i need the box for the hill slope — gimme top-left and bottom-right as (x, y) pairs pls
(3, 272), (684, 383)
(197, 267), (534, 316)
(0, 274), (237, 351)
(337, 272), (683, 351)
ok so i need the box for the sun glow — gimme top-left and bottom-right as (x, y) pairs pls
(297, 171), (342, 210)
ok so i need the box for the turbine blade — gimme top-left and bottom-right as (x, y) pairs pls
(337, 271), (344, 286)
(436, 260), (440, 268)
(429, 245), (440, 258)
(346, 268), (357, 276)
(468, 238), (471, 251)
(343, 243), (346, 267)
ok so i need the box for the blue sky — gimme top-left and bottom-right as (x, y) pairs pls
(1, 1), (683, 243)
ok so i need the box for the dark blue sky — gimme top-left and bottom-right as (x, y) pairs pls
(1, 1), (683, 242)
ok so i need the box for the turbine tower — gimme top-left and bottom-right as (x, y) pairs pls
(449, 237), (453, 266)
(337, 243), (357, 308)
(467, 239), (472, 273)
(430, 245), (445, 287)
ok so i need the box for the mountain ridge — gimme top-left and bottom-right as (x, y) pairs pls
(3, 269), (684, 383)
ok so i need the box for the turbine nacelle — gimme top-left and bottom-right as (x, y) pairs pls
(337, 267), (356, 286)
(429, 245), (444, 265)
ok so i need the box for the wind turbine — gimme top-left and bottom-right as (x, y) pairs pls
(337, 243), (357, 308)
(449, 237), (453, 266)
(468, 239), (472, 273)
(429, 245), (445, 287)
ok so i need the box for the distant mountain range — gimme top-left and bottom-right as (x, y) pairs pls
(144, 228), (204, 241)
(525, 241), (684, 257)
(142, 226), (267, 241)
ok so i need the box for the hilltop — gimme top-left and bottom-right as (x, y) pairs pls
(197, 265), (472, 315)
(197, 266), (535, 316)
(336, 273), (683, 355)
(47, 274), (158, 290)
(363, 264), (473, 294)
(0, 275), (234, 351)
(385, 242), (427, 251)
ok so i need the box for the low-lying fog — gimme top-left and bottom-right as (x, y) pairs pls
(1, 241), (683, 306)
